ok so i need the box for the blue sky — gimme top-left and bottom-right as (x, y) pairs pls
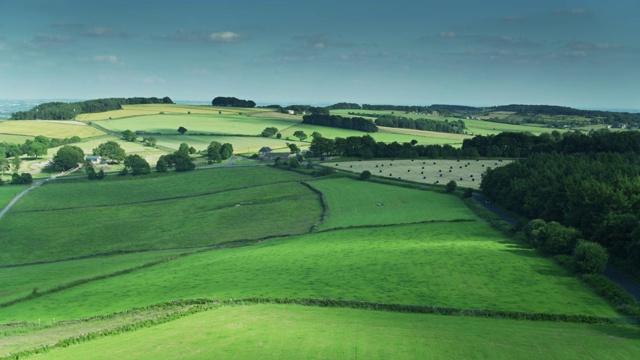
(1, 0), (639, 109)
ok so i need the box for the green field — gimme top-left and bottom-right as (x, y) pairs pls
(0, 249), (187, 304)
(154, 134), (306, 154)
(0, 221), (617, 323)
(76, 104), (271, 121)
(333, 159), (512, 189)
(0, 120), (105, 139)
(0, 167), (321, 264)
(26, 304), (640, 360)
(308, 177), (479, 230)
(0, 185), (26, 209)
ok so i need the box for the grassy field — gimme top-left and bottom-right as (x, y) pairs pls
(0, 133), (33, 144)
(76, 104), (271, 121)
(154, 134), (306, 154)
(0, 184), (26, 209)
(0, 120), (105, 139)
(332, 159), (512, 189)
(308, 177), (479, 230)
(0, 221), (617, 322)
(0, 167), (321, 264)
(0, 249), (187, 304)
(26, 304), (640, 360)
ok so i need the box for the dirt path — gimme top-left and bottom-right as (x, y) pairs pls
(473, 193), (640, 301)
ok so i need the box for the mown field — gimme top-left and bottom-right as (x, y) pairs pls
(0, 185), (26, 209)
(154, 134), (305, 154)
(332, 159), (512, 189)
(76, 104), (270, 121)
(26, 304), (640, 360)
(0, 120), (104, 139)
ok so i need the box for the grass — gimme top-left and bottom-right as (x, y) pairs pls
(0, 249), (187, 304)
(0, 120), (105, 139)
(24, 304), (640, 360)
(0, 134), (33, 144)
(308, 177), (479, 230)
(332, 159), (512, 189)
(0, 167), (320, 264)
(76, 104), (271, 121)
(0, 221), (617, 322)
(154, 135), (306, 154)
(0, 185), (27, 209)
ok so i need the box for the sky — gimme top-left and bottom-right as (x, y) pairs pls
(1, 0), (639, 110)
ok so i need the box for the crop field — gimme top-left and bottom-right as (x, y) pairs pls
(332, 159), (512, 189)
(308, 177), (479, 230)
(76, 104), (270, 121)
(0, 133), (32, 144)
(0, 221), (617, 323)
(25, 304), (640, 360)
(93, 113), (299, 136)
(0, 120), (105, 139)
(0, 167), (321, 264)
(0, 249), (187, 304)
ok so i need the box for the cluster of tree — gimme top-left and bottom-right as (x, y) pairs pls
(211, 96), (256, 108)
(462, 129), (640, 158)
(325, 102), (362, 110)
(1, 136), (81, 162)
(6, 173), (33, 185)
(52, 145), (85, 171)
(430, 104), (480, 113)
(11, 97), (172, 120)
(156, 143), (196, 172)
(206, 141), (233, 162)
(481, 152), (640, 270)
(93, 141), (126, 163)
(308, 134), (464, 159)
(490, 104), (640, 127)
(261, 127), (279, 137)
(121, 154), (150, 175)
(302, 114), (378, 133)
(84, 161), (105, 180)
(375, 115), (466, 134)
(524, 220), (609, 274)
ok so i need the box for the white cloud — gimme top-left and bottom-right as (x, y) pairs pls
(92, 55), (119, 64)
(142, 76), (165, 84)
(209, 31), (241, 42)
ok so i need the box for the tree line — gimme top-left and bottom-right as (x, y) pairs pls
(374, 115), (466, 134)
(211, 96), (256, 108)
(11, 97), (173, 120)
(302, 114), (378, 133)
(481, 152), (640, 272)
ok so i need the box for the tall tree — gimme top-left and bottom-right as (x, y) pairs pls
(52, 145), (85, 171)
(93, 141), (126, 163)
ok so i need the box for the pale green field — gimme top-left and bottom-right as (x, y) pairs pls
(0, 120), (105, 139)
(154, 135), (306, 154)
(308, 177), (479, 230)
(0, 134), (32, 144)
(28, 304), (640, 360)
(77, 104), (270, 121)
(334, 159), (512, 189)
(0, 221), (617, 323)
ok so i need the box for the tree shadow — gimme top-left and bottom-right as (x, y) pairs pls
(588, 322), (640, 340)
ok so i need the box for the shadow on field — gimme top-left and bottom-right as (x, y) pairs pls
(589, 324), (640, 340)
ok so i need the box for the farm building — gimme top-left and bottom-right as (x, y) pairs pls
(258, 147), (272, 157)
(84, 155), (105, 164)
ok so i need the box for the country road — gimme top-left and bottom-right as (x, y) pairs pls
(473, 192), (640, 301)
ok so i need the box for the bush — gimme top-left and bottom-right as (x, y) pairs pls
(462, 187), (473, 198)
(445, 180), (457, 193)
(11, 173), (33, 184)
(359, 170), (371, 180)
(573, 241), (608, 274)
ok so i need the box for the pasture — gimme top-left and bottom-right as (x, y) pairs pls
(25, 304), (640, 360)
(0, 167), (321, 264)
(0, 221), (617, 322)
(0, 185), (27, 209)
(154, 135), (305, 154)
(332, 159), (512, 189)
(0, 120), (104, 139)
(308, 177), (479, 230)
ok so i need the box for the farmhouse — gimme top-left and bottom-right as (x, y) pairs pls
(84, 155), (105, 164)
(258, 147), (272, 157)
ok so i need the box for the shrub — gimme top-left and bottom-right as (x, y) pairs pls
(573, 241), (608, 274)
(462, 187), (473, 198)
(445, 180), (457, 193)
(359, 170), (371, 180)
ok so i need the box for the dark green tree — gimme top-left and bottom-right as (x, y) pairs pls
(573, 241), (608, 274)
(287, 143), (300, 154)
(93, 141), (126, 163)
(84, 160), (97, 180)
(261, 127), (278, 137)
(178, 143), (190, 154)
(52, 145), (85, 171)
(156, 158), (168, 172)
(359, 170), (371, 180)
(143, 136), (157, 147)
(27, 141), (47, 159)
(172, 151), (196, 172)
(446, 180), (457, 193)
(123, 154), (150, 175)
(177, 126), (187, 135)
(220, 143), (233, 160)
(293, 131), (308, 141)
(121, 130), (137, 142)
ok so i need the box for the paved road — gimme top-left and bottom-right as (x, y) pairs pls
(472, 192), (640, 301)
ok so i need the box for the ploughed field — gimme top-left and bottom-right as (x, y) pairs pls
(1, 165), (637, 359)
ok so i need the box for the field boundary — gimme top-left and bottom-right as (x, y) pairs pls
(299, 181), (328, 232)
(1, 296), (625, 360)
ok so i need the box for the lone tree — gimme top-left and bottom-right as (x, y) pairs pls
(359, 170), (371, 180)
(123, 154), (150, 175)
(52, 145), (85, 171)
(143, 136), (157, 147)
(287, 143), (300, 154)
(121, 130), (137, 142)
(93, 141), (125, 163)
(261, 127), (278, 137)
(573, 241), (609, 274)
(445, 180), (457, 193)
(156, 158), (168, 172)
(293, 130), (308, 141)
(177, 126), (187, 135)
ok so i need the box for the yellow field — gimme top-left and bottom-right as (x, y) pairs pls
(0, 120), (105, 139)
(334, 159), (512, 189)
(77, 104), (271, 121)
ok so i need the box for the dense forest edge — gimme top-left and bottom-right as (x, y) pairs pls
(10, 97), (173, 120)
